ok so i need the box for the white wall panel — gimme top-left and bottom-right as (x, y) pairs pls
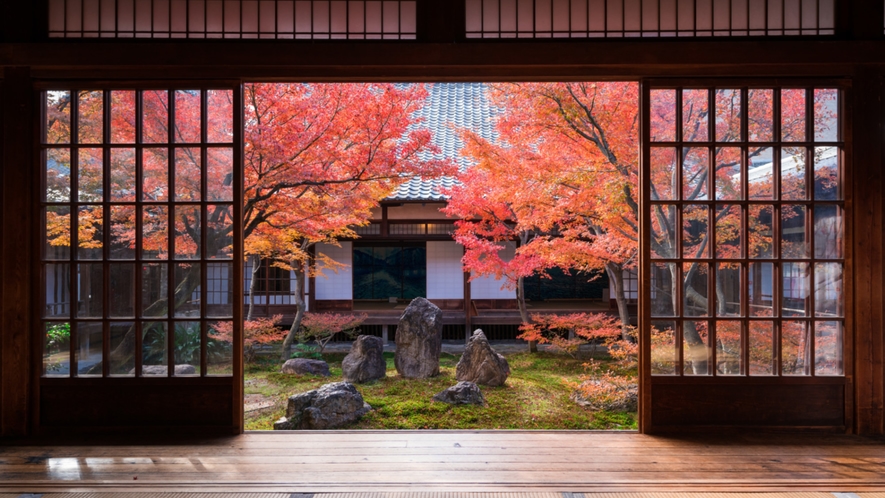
(426, 241), (464, 299)
(315, 241), (353, 300)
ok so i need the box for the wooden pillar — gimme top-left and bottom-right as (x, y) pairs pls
(852, 66), (885, 435)
(1, 67), (34, 437)
(464, 267), (472, 344)
(382, 324), (389, 344)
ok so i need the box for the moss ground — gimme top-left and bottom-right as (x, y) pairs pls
(244, 350), (637, 431)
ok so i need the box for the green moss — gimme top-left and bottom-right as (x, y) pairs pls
(244, 350), (637, 431)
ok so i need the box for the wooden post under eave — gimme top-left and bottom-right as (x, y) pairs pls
(1, 67), (34, 437)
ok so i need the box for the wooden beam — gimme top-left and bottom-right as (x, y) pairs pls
(851, 66), (885, 435)
(0, 67), (34, 437)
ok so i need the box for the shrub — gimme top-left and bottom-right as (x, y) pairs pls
(212, 315), (285, 363)
(297, 312), (368, 354)
(518, 312), (622, 357)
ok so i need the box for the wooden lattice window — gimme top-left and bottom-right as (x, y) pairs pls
(41, 86), (241, 377)
(642, 85), (844, 377)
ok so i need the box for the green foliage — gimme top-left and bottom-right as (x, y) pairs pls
(45, 322), (71, 349)
(141, 322), (231, 366)
(290, 343), (322, 360)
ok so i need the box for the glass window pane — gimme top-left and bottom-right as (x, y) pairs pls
(716, 320), (742, 375)
(781, 88), (806, 142)
(207, 90), (234, 143)
(208, 321), (233, 375)
(142, 90), (169, 144)
(108, 263), (135, 317)
(77, 206), (103, 260)
(682, 89), (709, 142)
(715, 89), (742, 142)
(142, 205), (169, 259)
(651, 204), (677, 258)
(174, 264), (201, 317)
(78, 148), (104, 202)
(683, 320), (711, 375)
(78, 90), (104, 144)
(173, 321), (202, 374)
(651, 148), (679, 202)
(77, 263), (104, 318)
(813, 88), (838, 142)
(110, 90), (137, 144)
(748, 204), (774, 259)
(683, 204), (709, 258)
(46, 149), (72, 202)
(207, 148), (234, 201)
(781, 146), (807, 200)
(749, 321), (775, 375)
(716, 263), (741, 317)
(109, 205), (136, 259)
(44, 322), (71, 377)
(715, 204), (741, 259)
(142, 322), (168, 376)
(174, 205), (202, 259)
(814, 146), (840, 200)
(44, 263), (72, 318)
(782, 262), (809, 317)
(651, 262), (676, 317)
(46, 91), (71, 144)
(782, 320), (810, 375)
(749, 262), (774, 317)
(814, 204), (843, 259)
(748, 89), (773, 142)
(815, 320), (842, 376)
(109, 321), (136, 376)
(747, 146), (774, 199)
(815, 262), (843, 318)
(682, 147), (709, 200)
(141, 263), (168, 317)
(142, 148), (169, 201)
(175, 147), (202, 201)
(207, 204), (234, 259)
(650, 89), (676, 142)
(110, 148), (136, 201)
(75, 322), (103, 376)
(781, 204), (808, 258)
(45, 206), (71, 260)
(651, 320), (677, 375)
(715, 147), (742, 200)
(207, 262), (233, 317)
(174, 90), (202, 143)
(683, 262), (709, 317)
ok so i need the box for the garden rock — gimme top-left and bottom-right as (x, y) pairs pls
(281, 358), (330, 377)
(432, 381), (485, 406)
(131, 364), (196, 376)
(273, 381), (371, 430)
(571, 379), (638, 412)
(342, 335), (386, 383)
(455, 329), (510, 386)
(394, 297), (443, 378)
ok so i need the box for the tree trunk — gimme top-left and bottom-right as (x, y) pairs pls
(605, 261), (632, 340)
(247, 254), (261, 321)
(280, 263), (307, 361)
(516, 275), (537, 353)
(674, 263), (709, 375)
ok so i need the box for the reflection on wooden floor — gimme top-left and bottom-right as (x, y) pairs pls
(1, 432), (885, 493)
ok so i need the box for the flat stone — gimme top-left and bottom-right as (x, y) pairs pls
(433, 381), (485, 406)
(281, 358), (330, 377)
(132, 364), (196, 376)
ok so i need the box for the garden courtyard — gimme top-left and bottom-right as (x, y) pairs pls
(243, 342), (638, 431)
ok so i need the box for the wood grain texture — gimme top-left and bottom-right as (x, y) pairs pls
(1, 432), (884, 493)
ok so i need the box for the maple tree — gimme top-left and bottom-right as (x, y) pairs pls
(45, 83), (453, 369)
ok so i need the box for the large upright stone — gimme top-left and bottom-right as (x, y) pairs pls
(455, 329), (510, 386)
(394, 297), (443, 378)
(342, 335), (386, 383)
(273, 381), (371, 430)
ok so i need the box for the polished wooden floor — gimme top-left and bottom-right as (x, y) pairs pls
(1, 432), (885, 493)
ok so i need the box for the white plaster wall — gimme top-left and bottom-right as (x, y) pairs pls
(470, 243), (517, 299)
(387, 203), (450, 220)
(315, 241), (353, 300)
(426, 241), (464, 299)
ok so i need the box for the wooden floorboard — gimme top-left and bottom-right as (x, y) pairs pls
(1, 432), (885, 493)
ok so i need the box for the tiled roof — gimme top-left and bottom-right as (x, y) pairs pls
(388, 82), (500, 201)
